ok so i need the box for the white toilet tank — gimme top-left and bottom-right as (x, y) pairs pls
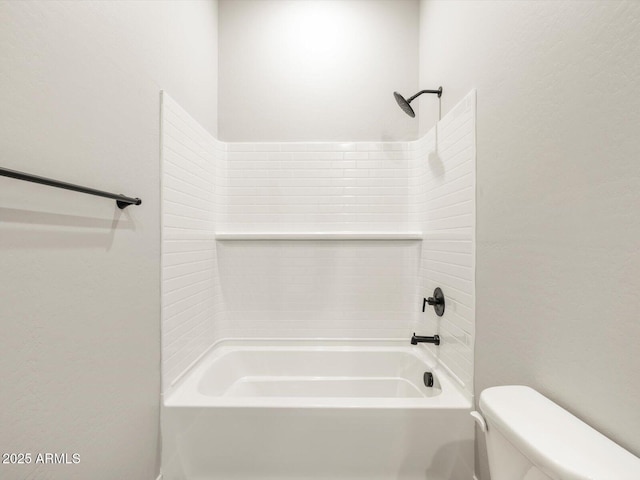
(477, 386), (640, 480)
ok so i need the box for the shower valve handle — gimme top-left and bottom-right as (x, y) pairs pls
(424, 296), (442, 306)
(422, 288), (446, 317)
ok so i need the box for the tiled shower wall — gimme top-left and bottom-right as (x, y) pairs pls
(160, 92), (226, 390)
(412, 90), (477, 392)
(216, 141), (422, 340)
(161, 91), (476, 394)
(219, 142), (416, 232)
(216, 239), (421, 339)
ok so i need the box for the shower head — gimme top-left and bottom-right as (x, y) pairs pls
(393, 87), (443, 118)
(394, 92), (415, 118)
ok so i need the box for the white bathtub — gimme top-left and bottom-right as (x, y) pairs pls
(161, 340), (474, 480)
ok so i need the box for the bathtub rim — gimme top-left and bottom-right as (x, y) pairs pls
(163, 338), (472, 409)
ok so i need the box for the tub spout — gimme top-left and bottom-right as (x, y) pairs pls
(411, 333), (440, 346)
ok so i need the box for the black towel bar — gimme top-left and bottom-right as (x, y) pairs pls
(0, 166), (141, 209)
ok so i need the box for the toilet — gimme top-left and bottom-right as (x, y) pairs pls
(473, 385), (640, 480)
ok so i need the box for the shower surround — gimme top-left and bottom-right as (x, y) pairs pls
(161, 90), (475, 395)
(160, 90), (476, 478)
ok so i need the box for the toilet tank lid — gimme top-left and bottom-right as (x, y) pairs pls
(479, 386), (640, 480)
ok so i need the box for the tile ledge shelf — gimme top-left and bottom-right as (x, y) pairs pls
(215, 232), (423, 240)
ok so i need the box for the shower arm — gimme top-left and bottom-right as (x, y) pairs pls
(406, 87), (443, 104)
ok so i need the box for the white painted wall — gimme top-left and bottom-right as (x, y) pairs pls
(418, 1), (640, 478)
(218, 0), (419, 142)
(0, 2), (218, 479)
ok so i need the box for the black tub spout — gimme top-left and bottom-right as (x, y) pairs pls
(411, 333), (440, 346)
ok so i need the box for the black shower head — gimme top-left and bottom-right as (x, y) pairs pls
(394, 92), (415, 118)
(393, 87), (443, 118)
